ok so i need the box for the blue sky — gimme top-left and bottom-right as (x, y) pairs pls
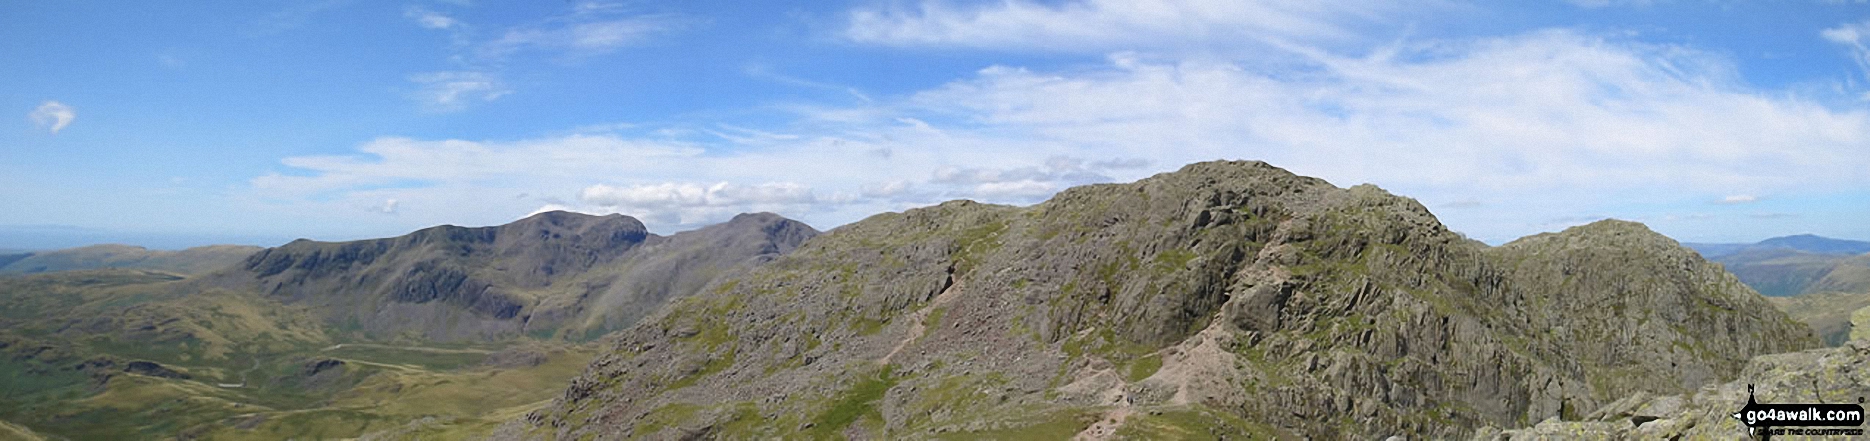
(5, 0), (1870, 250)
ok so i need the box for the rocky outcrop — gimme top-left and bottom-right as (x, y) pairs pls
(1480, 339), (1870, 439)
(498, 161), (1816, 440)
(123, 360), (189, 379)
(211, 211), (817, 342)
(1853, 305), (1870, 342)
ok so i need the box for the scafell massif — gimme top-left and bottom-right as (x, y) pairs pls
(497, 160), (1817, 440)
(209, 211), (818, 342)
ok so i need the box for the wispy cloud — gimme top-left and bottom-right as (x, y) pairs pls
(744, 63), (873, 102)
(29, 101), (75, 134)
(404, 6), (459, 30)
(1824, 20), (1870, 98)
(481, 14), (684, 59)
(408, 71), (511, 112)
(845, 0), (1430, 53)
(397, 2), (688, 110)
(1716, 194), (1759, 204)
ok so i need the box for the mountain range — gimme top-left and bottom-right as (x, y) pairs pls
(0, 211), (815, 440)
(496, 161), (1815, 440)
(1685, 234), (1870, 259)
(0, 160), (1844, 440)
(1678, 236), (1870, 297)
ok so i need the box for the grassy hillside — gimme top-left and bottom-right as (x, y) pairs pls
(0, 269), (602, 440)
(0, 212), (817, 440)
(0, 244), (260, 276)
(1770, 290), (1870, 346)
(1710, 248), (1870, 296)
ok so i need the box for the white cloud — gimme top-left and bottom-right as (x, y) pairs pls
(1716, 194), (1758, 205)
(405, 6), (459, 30)
(845, 0), (1429, 53)
(973, 180), (1057, 199)
(408, 71), (510, 112)
(483, 15), (682, 58)
(377, 198), (400, 213)
(860, 180), (913, 198)
(253, 11), (1870, 243)
(575, 182), (831, 226)
(252, 134), (704, 197)
(29, 101), (74, 134)
(1825, 20), (1870, 98)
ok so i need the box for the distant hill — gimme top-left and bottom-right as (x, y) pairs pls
(0, 244), (261, 275)
(1683, 246), (1870, 297)
(1685, 234), (1870, 258)
(207, 211), (818, 343)
(1680, 234), (1870, 296)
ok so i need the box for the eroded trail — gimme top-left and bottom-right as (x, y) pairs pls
(320, 343), (492, 354)
(1072, 407), (1135, 440)
(217, 357), (262, 388)
(879, 280), (963, 365)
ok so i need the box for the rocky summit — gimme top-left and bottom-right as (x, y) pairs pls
(496, 160), (1816, 440)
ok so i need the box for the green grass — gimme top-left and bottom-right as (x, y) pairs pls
(850, 315), (887, 336)
(1112, 406), (1283, 440)
(923, 307), (948, 331)
(1125, 353), (1163, 383)
(636, 402), (702, 437)
(810, 365), (898, 438)
(935, 408), (1098, 440)
(1151, 249), (1198, 274)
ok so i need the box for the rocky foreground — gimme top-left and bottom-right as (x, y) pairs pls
(495, 160), (1818, 439)
(1481, 338), (1869, 439)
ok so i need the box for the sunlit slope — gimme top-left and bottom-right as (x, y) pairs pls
(502, 160), (1815, 440)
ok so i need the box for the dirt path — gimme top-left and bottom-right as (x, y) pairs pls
(217, 357), (262, 388)
(1072, 407), (1135, 440)
(321, 343), (494, 354)
(879, 279), (962, 365)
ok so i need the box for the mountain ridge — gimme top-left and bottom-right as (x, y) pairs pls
(498, 160), (1814, 440)
(204, 210), (817, 343)
(1685, 234), (1870, 259)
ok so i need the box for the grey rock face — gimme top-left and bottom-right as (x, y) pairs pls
(1483, 340), (1870, 440)
(501, 161), (1816, 440)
